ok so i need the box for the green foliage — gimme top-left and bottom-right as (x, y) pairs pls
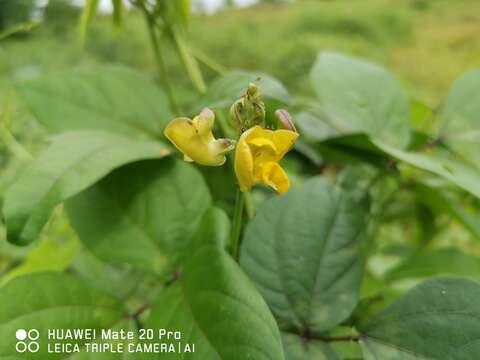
(0, 0), (36, 32)
(18, 66), (172, 138)
(147, 208), (284, 359)
(282, 333), (339, 360)
(359, 277), (480, 359)
(439, 69), (480, 168)
(373, 141), (480, 199)
(67, 159), (212, 275)
(79, 0), (100, 45)
(241, 177), (366, 333)
(0, 272), (124, 358)
(3, 130), (169, 246)
(386, 248), (480, 282)
(1, 1), (480, 359)
(43, 0), (81, 34)
(198, 70), (291, 109)
(310, 51), (410, 148)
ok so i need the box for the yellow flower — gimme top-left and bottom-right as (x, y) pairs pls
(164, 108), (235, 166)
(234, 125), (299, 193)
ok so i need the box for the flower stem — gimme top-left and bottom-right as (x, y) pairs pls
(140, 5), (179, 114)
(231, 189), (245, 261)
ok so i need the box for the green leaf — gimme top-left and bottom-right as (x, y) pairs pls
(386, 248), (480, 283)
(439, 69), (480, 167)
(66, 159), (211, 275)
(146, 208), (284, 359)
(359, 277), (480, 359)
(19, 66), (172, 139)
(3, 130), (169, 246)
(294, 111), (340, 143)
(310, 51), (410, 148)
(171, 27), (207, 94)
(71, 250), (145, 299)
(198, 70), (291, 109)
(240, 177), (366, 333)
(0, 21), (39, 41)
(296, 117), (480, 201)
(0, 272), (124, 359)
(282, 333), (340, 360)
(413, 182), (480, 239)
(0, 219), (80, 286)
(79, 0), (100, 45)
(374, 140), (480, 199)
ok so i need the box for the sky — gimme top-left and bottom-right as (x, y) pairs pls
(68, 0), (258, 14)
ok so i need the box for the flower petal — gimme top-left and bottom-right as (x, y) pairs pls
(164, 117), (229, 166)
(260, 161), (290, 193)
(272, 130), (299, 160)
(234, 125), (298, 193)
(234, 128), (256, 192)
(248, 137), (277, 153)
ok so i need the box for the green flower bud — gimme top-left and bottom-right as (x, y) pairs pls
(229, 83), (266, 133)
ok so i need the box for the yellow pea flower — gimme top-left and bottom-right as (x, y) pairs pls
(234, 125), (299, 193)
(164, 108), (235, 166)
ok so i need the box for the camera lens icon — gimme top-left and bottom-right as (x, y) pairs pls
(15, 329), (27, 341)
(15, 329), (40, 353)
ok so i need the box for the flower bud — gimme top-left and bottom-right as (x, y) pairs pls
(275, 109), (297, 132)
(199, 107), (215, 122)
(229, 83), (266, 133)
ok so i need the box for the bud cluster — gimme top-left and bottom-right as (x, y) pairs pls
(230, 83), (266, 132)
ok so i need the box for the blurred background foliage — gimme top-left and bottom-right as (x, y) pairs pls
(1, 0), (480, 326)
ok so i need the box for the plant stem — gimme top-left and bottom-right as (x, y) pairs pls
(317, 334), (364, 343)
(190, 45), (226, 76)
(243, 192), (255, 219)
(231, 189), (245, 261)
(140, 6), (179, 114)
(170, 26), (207, 94)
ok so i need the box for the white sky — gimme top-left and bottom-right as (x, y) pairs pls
(68, 0), (258, 13)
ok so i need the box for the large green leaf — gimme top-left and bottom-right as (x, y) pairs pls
(198, 70), (291, 109)
(19, 66), (172, 138)
(282, 333), (339, 360)
(66, 158), (211, 275)
(2, 130), (169, 246)
(0, 272), (124, 359)
(240, 177), (366, 333)
(146, 208), (284, 359)
(71, 250), (146, 299)
(359, 277), (480, 359)
(310, 51), (410, 148)
(294, 111), (340, 143)
(439, 69), (480, 167)
(296, 114), (480, 200)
